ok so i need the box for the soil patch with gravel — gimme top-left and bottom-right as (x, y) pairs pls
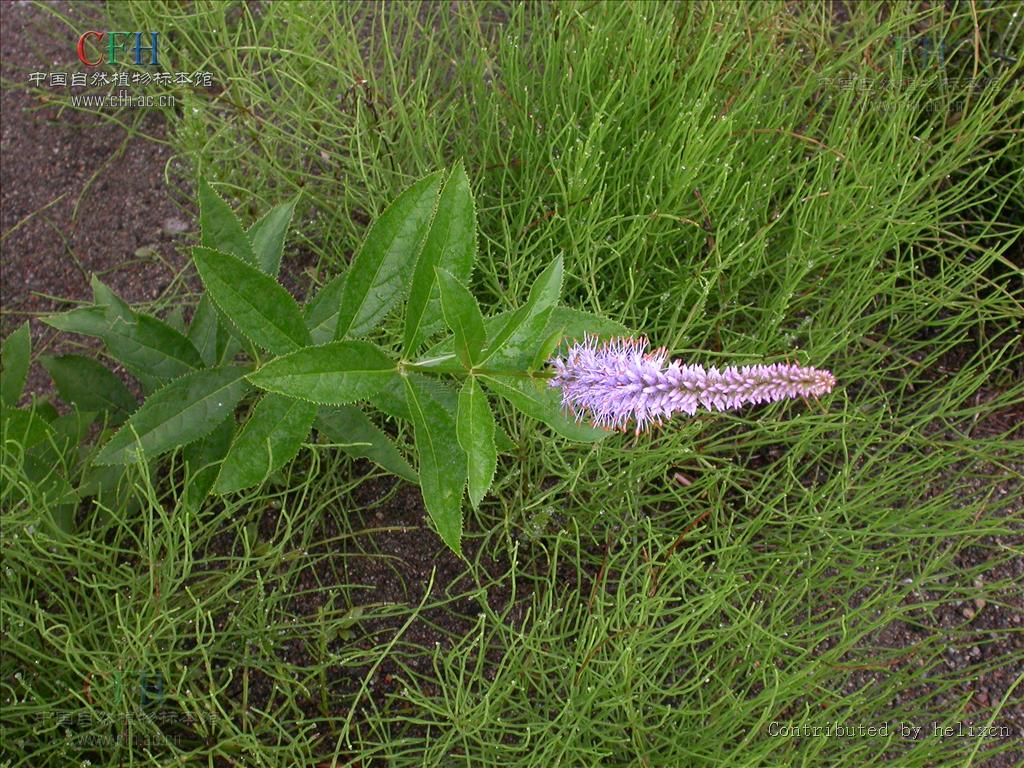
(1, 3), (1020, 766)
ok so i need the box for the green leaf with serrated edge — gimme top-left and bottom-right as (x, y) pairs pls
(247, 341), (396, 405)
(403, 163), (476, 354)
(215, 393), (316, 494)
(40, 355), (136, 423)
(188, 296), (217, 363)
(190, 289), (249, 366)
(531, 326), (566, 371)
(544, 307), (630, 347)
(519, 306), (629, 380)
(435, 268), (486, 368)
(335, 171), (443, 339)
(91, 275), (132, 319)
(404, 375), (466, 556)
(478, 256), (563, 366)
(193, 246), (311, 355)
(1, 322), (30, 407)
(489, 304), (557, 370)
(494, 422), (515, 453)
(304, 272), (348, 345)
(79, 462), (123, 499)
(316, 405), (417, 483)
(165, 306), (185, 333)
(182, 415), (235, 508)
(482, 375), (608, 442)
(363, 374), (519, 452)
(426, 306), (630, 371)
(20, 453), (78, 532)
(1, 405), (53, 450)
(94, 366), (249, 465)
(43, 408), (95, 459)
(189, 295), (225, 367)
(365, 376), (413, 421)
(51, 282), (204, 383)
(50, 503), (76, 535)
(33, 400), (59, 423)
(103, 313), (204, 382)
(80, 461), (139, 520)
(42, 306), (108, 336)
(199, 179), (255, 266)
(457, 377), (496, 509)
(370, 372), (464, 419)
(248, 196), (298, 276)
(91, 276), (171, 389)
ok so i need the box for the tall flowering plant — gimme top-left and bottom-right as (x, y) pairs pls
(25, 165), (834, 555)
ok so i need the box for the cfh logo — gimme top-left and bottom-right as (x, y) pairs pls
(77, 31), (160, 66)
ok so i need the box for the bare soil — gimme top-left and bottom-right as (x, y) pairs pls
(0, 1), (192, 398)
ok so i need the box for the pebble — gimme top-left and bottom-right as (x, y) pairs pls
(162, 217), (189, 235)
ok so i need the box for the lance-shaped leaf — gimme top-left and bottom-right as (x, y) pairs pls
(43, 307), (113, 343)
(20, 454), (78, 534)
(457, 377), (496, 509)
(364, 374), (519, 451)
(47, 408), (96, 452)
(91, 275), (132, 318)
(545, 307), (630, 345)
(304, 272), (348, 345)
(1, 322), (30, 407)
(435, 268), (486, 368)
(478, 256), (563, 367)
(94, 366), (249, 465)
(403, 162), (476, 353)
(103, 313), (203, 383)
(248, 196), (298, 276)
(182, 415), (235, 509)
(426, 306), (627, 372)
(1, 406), (53, 451)
(316, 405), (417, 482)
(40, 355), (136, 423)
(532, 325), (566, 371)
(46, 281), (203, 384)
(335, 171), (443, 338)
(165, 306), (186, 333)
(33, 401), (59, 424)
(200, 178), (256, 267)
(247, 341), (396, 405)
(365, 375), (414, 422)
(404, 374), (466, 556)
(215, 393), (316, 494)
(192, 246), (311, 355)
(46, 311), (201, 385)
(482, 374), (607, 442)
(528, 307), (630, 370)
(188, 294), (238, 367)
(79, 459), (135, 513)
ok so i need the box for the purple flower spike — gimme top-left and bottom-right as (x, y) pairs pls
(548, 335), (836, 433)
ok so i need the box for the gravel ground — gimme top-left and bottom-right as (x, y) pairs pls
(1, 1), (187, 398)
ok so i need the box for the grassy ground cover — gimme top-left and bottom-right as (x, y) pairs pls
(2, 1), (1022, 766)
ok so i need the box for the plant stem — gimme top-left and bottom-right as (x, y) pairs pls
(403, 360), (555, 380)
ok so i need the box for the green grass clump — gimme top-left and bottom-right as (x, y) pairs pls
(3, 1), (1022, 765)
